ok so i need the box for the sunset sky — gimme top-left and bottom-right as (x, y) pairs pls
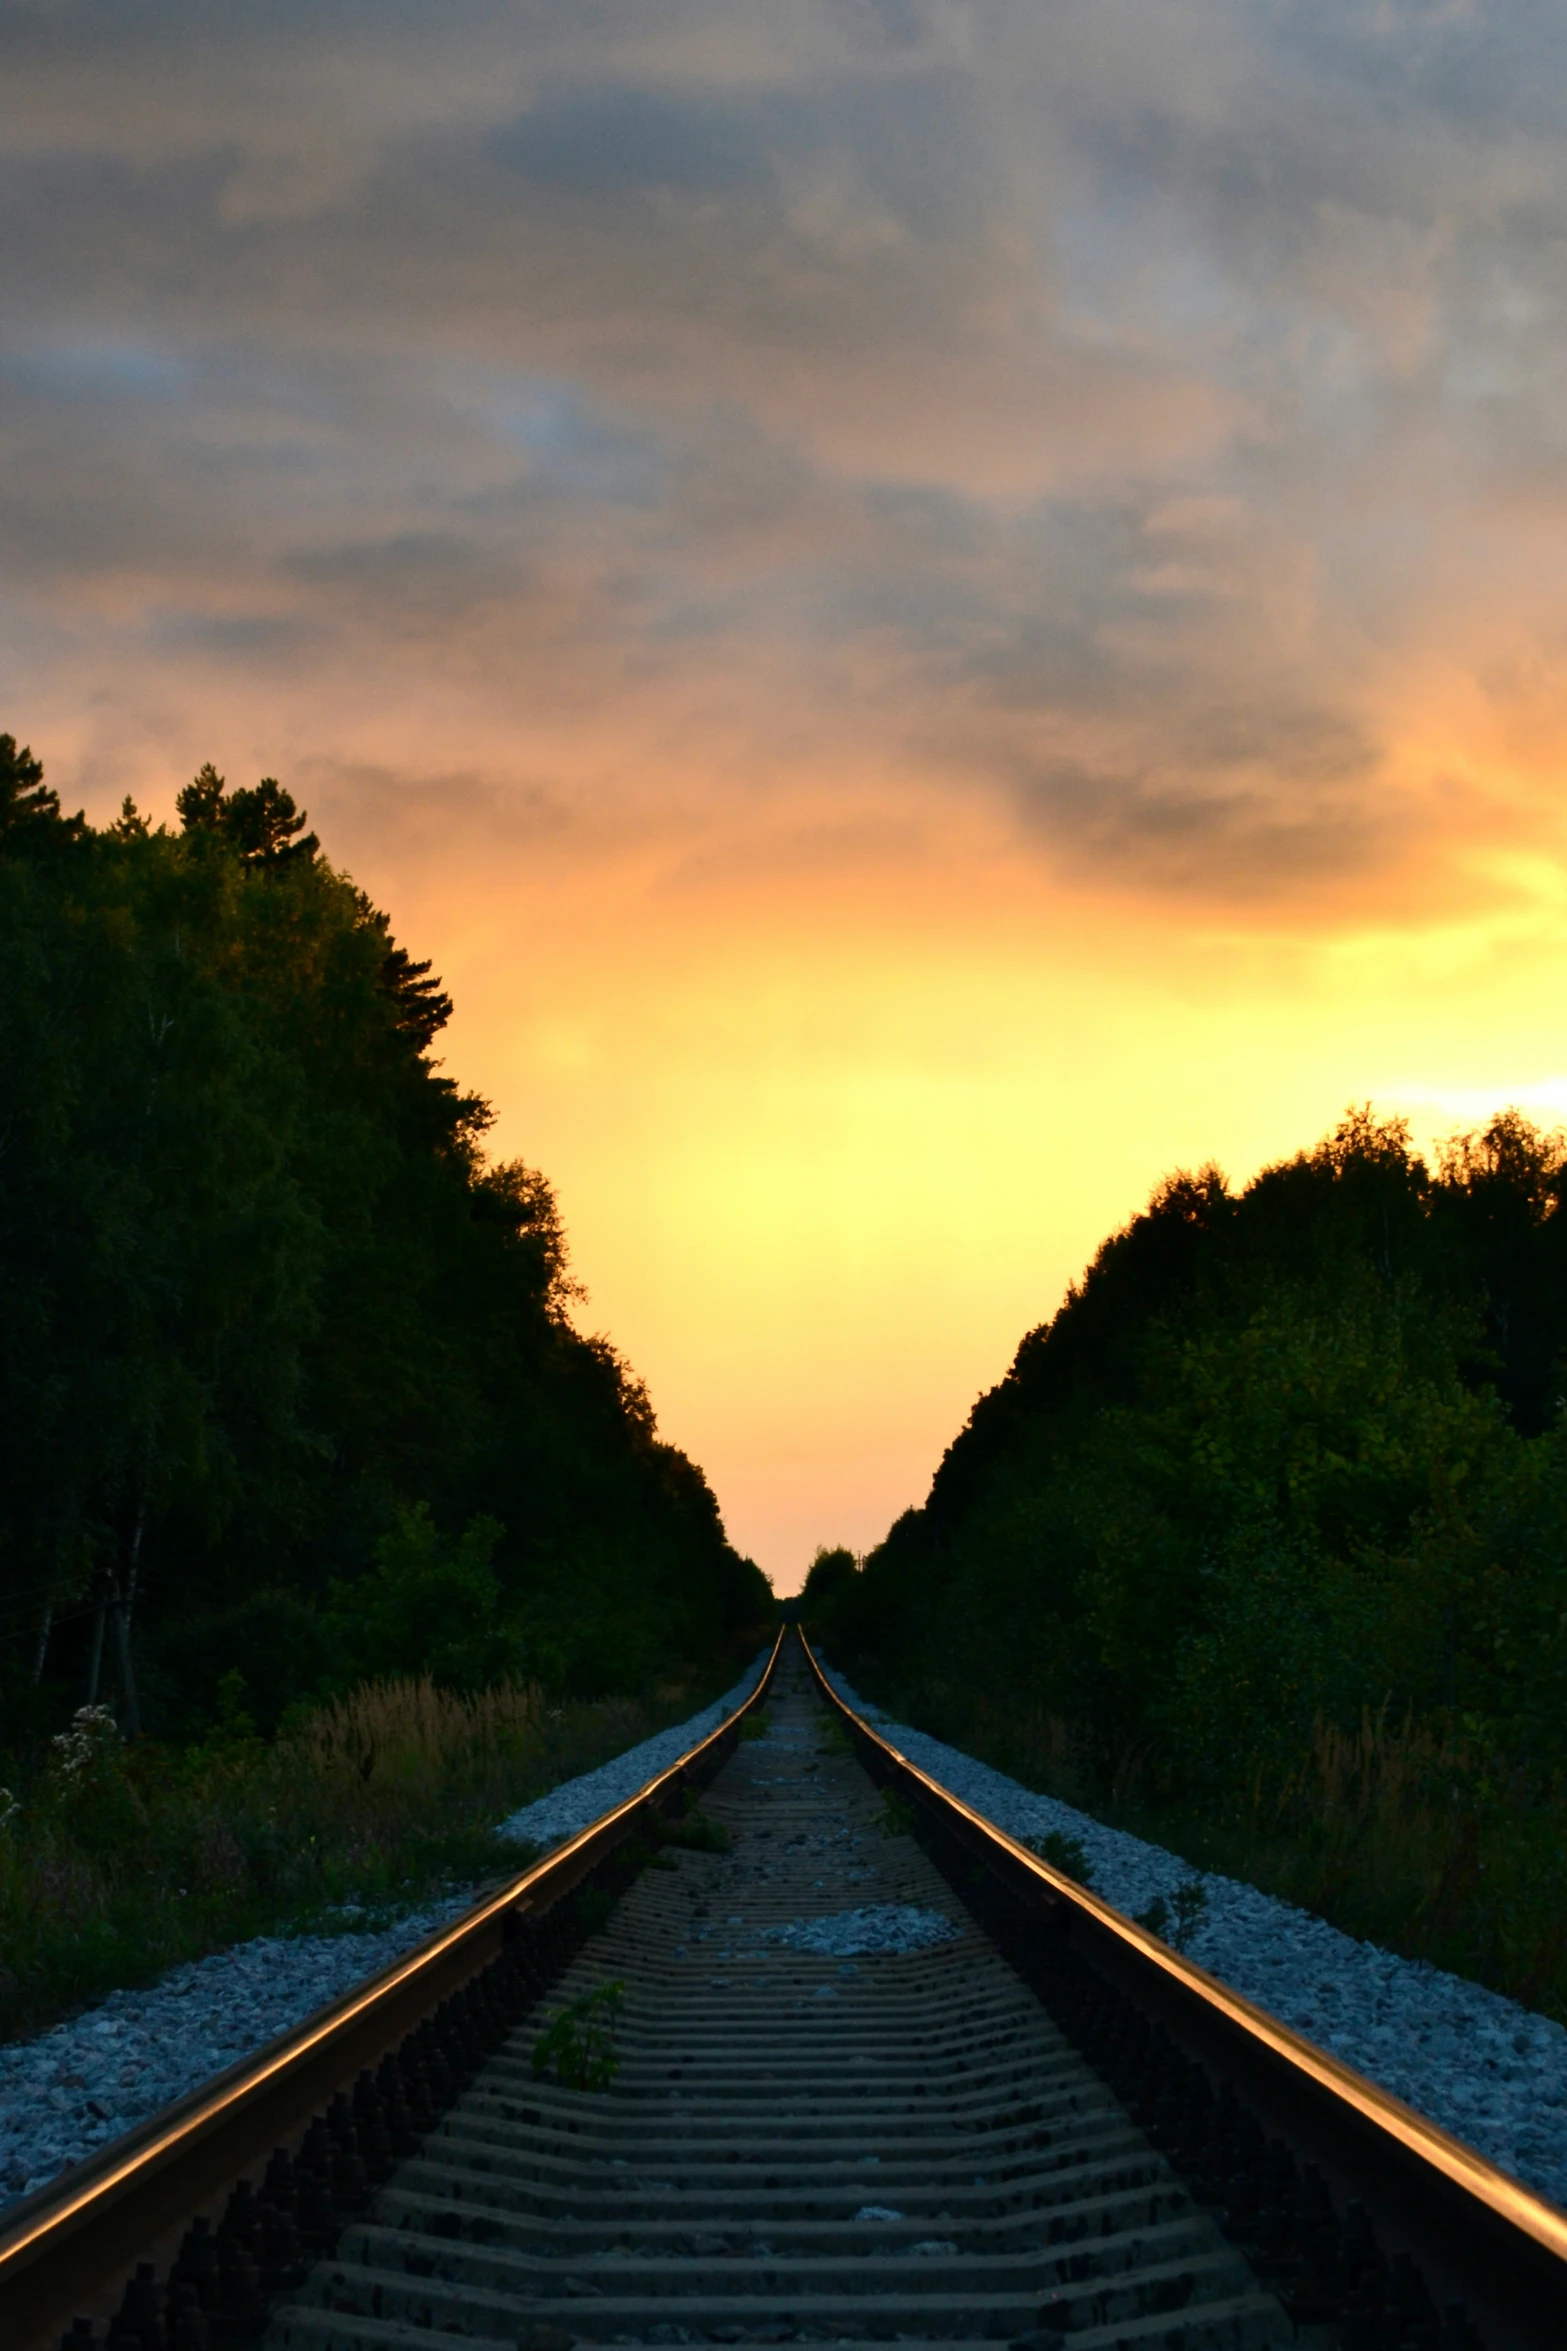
(7, 2), (1567, 1590)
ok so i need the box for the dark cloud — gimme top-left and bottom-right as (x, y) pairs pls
(1010, 759), (1383, 896)
(2, 1), (1565, 898)
(1001, 695), (1384, 898)
(147, 609), (317, 661)
(287, 532), (534, 626)
(492, 86), (787, 199)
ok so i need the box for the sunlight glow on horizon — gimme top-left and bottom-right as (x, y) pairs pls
(349, 820), (1567, 1596)
(45, 703), (1567, 1596)
(11, 1), (1567, 1594)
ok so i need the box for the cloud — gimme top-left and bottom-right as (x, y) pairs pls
(4, 0), (1567, 908)
(16, 3), (1567, 1572)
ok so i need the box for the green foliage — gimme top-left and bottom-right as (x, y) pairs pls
(322, 1505), (521, 1692)
(531, 1981), (624, 2091)
(1027, 1830), (1094, 1888)
(185, 1671), (265, 1768)
(42, 1705), (146, 1860)
(1134, 1880), (1208, 1954)
(0, 1677), (669, 2039)
(175, 764), (320, 866)
(0, 732), (84, 846)
(799, 1545), (859, 1621)
(574, 1886), (616, 1934)
(154, 1593), (328, 1739)
(662, 1808), (729, 1853)
(0, 737), (773, 1745)
(738, 1710), (772, 1742)
(818, 1106), (1567, 1778)
(812, 1102), (1567, 2015)
(1171, 1880), (1209, 1951)
(875, 1791), (916, 1838)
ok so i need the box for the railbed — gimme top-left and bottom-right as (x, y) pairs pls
(0, 1625), (1559, 2351)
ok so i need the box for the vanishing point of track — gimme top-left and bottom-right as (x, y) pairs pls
(5, 1631), (1567, 2350)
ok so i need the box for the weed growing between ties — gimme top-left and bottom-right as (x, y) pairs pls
(661, 1806), (730, 1854)
(875, 1792), (917, 1839)
(531, 1981), (625, 2091)
(739, 1711), (772, 1742)
(574, 1887), (617, 1935)
(0, 1677), (690, 2042)
(1027, 1830), (1095, 1888)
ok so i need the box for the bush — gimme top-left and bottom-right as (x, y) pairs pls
(320, 1506), (522, 1694)
(0, 1676), (690, 2041)
(1027, 1830), (1094, 1888)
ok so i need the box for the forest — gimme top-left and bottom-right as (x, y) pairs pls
(805, 1105), (1567, 2011)
(0, 731), (772, 2027)
(0, 729), (769, 1742)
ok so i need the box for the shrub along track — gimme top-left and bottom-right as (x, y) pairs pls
(268, 1646), (1286, 2349)
(8, 1631), (1567, 2350)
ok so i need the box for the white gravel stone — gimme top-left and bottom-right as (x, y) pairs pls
(764, 1902), (961, 1958)
(0, 1653), (769, 2213)
(0, 1895), (473, 2208)
(819, 1659), (1567, 2214)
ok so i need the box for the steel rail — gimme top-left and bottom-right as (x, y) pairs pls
(0, 1628), (784, 2349)
(799, 1627), (1567, 2351)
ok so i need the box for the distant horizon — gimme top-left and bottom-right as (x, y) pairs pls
(10, 5), (1567, 1590)
(755, 1089), (1567, 1596)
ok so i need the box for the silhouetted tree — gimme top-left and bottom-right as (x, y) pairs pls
(0, 734), (84, 847)
(176, 764), (319, 865)
(815, 1100), (1567, 1803)
(0, 736), (770, 1743)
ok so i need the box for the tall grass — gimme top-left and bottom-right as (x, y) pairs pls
(0, 1679), (664, 2042)
(913, 1687), (1567, 2022)
(283, 1675), (550, 1794)
(1257, 1710), (1567, 2013)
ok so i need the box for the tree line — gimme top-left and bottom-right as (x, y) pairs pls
(805, 1106), (1567, 1809)
(0, 733), (771, 1749)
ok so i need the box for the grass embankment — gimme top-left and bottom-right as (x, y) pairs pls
(0, 1674), (697, 2043)
(909, 1688), (1567, 2021)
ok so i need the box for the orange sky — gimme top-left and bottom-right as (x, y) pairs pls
(8, 2), (1567, 1590)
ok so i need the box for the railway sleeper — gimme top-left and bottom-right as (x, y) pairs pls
(53, 1649), (1485, 2351)
(358, 2180), (1194, 2252)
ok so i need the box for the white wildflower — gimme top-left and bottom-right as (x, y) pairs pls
(50, 1705), (122, 1781)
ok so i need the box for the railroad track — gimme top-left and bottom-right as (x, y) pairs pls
(4, 1630), (1567, 2350)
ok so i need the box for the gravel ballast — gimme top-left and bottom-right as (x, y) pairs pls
(763, 1902), (962, 1958)
(0, 1897), (474, 2208)
(0, 1651), (768, 2212)
(818, 1660), (1567, 2214)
